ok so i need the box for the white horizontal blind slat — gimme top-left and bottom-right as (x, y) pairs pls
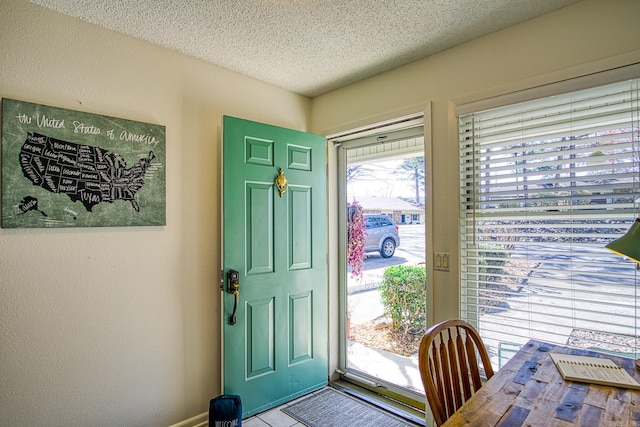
(459, 78), (640, 369)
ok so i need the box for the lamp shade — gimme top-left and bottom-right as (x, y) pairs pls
(606, 218), (640, 263)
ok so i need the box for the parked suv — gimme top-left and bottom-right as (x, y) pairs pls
(364, 214), (400, 258)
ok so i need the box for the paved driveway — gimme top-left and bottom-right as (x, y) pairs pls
(478, 244), (638, 367)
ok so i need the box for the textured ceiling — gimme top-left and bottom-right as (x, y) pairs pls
(28, 0), (580, 97)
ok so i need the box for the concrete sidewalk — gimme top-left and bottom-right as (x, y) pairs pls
(347, 341), (423, 394)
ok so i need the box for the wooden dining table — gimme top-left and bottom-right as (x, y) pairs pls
(441, 339), (640, 427)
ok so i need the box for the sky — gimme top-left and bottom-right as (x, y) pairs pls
(347, 159), (419, 200)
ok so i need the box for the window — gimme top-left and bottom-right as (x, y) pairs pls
(378, 216), (393, 227)
(365, 216), (379, 228)
(458, 77), (640, 369)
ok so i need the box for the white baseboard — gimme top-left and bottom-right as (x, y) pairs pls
(168, 412), (207, 427)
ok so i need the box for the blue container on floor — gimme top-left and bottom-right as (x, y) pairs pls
(209, 394), (242, 427)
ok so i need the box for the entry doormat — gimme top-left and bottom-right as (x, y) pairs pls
(281, 388), (418, 427)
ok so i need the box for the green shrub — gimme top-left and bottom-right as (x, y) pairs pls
(379, 265), (426, 333)
(478, 244), (509, 281)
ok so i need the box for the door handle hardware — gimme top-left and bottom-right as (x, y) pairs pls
(225, 269), (240, 325)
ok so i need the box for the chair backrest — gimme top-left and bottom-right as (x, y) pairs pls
(418, 319), (494, 426)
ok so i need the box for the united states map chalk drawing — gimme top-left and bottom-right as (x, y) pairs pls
(20, 132), (156, 213)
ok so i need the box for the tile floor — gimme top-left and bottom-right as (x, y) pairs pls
(242, 389), (320, 427)
(242, 405), (302, 427)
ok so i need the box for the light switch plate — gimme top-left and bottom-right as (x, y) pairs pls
(434, 252), (450, 272)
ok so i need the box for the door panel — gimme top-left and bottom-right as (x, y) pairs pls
(289, 291), (312, 363)
(246, 182), (274, 274)
(246, 298), (275, 378)
(223, 116), (327, 418)
(289, 186), (312, 269)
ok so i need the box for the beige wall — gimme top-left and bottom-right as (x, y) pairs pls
(2, 0), (640, 426)
(314, 0), (640, 330)
(0, 1), (310, 426)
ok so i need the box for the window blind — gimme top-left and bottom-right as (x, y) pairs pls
(459, 78), (640, 370)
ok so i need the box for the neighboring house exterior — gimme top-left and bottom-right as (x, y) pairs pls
(355, 196), (424, 224)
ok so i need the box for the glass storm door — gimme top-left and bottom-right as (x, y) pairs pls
(336, 122), (427, 409)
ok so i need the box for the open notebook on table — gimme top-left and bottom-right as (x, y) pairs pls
(550, 353), (640, 390)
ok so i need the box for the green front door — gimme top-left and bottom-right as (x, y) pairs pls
(222, 116), (328, 418)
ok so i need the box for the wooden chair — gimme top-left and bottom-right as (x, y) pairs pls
(418, 319), (494, 426)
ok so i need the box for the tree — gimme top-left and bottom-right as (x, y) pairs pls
(397, 156), (425, 204)
(346, 165), (362, 182)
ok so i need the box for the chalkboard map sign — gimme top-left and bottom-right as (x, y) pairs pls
(1, 98), (165, 228)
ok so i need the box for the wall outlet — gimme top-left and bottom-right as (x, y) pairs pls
(434, 252), (450, 272)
